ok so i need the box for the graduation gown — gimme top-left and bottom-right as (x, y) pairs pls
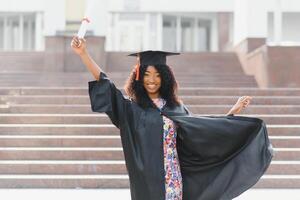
(88, 72), (274, 200)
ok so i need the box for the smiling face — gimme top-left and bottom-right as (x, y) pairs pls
(143, 65), (161, 99)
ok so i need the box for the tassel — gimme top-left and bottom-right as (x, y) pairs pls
(135, 56), (141, 81)
(135, 64), (140, 81)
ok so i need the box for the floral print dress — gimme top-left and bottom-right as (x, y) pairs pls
(152, 98), (183, 200)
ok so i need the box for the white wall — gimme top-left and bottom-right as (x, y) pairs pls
(44, 0), (65, 35)
(112, 0), (300, 12)
(282, 13), (300, 43)
(233, 0), (248, 45)
(263, 0), (300, 12)
(82, 0), (124, 36)
(0, 0), (44, 11)
(281, 0), (300, 11)
(233, 0), (270, 45)
(139, 0), (235, 12)
(108, 0), (124, 11)
(86, 0), (109, 36)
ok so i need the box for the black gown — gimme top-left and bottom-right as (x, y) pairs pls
(88, 72), (273, 200)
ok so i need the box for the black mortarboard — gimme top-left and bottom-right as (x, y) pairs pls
(128, 50), (180, 80)
(128, 50), (180, 66)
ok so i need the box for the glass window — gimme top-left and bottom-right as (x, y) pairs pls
(163, 16), (177, 52)
(181, 17), (194, 52)
(0, 13), (36, 51)
(23, 16), (35, 51)
(5, 15), (19, 50)
(0, 17), (3, 49)
(267, 12), (274, 43)
(282, 13), (300, 44)
(198, 20), (211, 51)
(162, 15), (212, 52)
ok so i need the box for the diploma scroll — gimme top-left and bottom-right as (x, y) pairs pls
(77, 17), (91, 39)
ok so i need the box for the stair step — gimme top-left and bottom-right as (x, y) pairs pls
(3, 95), (300, 105)
(0, 161), (297, 175)
(0, 148), (297, 160)
(0, 125), (298, 135)
(267, 161), (300, 174)
(267, 125), (300, 136)
(0, 137), (122, 147)
(0, 175), (299, 188)
(274, 149), (300, 160)
(1, 115), (300, 124)
(0, 125), (119, 135)
(0, 82), (258, 88)
(254, 176), (300, 188)
(2, 105), (300, 115)
(1, 87), (300, 96)
(0, 115), (111, 124)
(0, 161), (126, 174)
(0, 137), (297, 148)
(0, 148), (124, 160)
(0, 175), (129, 188)
(0, 78), (257, 83)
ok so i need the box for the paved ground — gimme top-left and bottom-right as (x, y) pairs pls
(0, 189), (299, 200)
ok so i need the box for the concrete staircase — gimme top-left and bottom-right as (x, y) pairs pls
(0, 52), (299, 189)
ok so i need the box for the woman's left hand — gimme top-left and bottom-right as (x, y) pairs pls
(227, 96), (253, 115)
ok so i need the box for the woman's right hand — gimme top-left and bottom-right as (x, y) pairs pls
(71, 36), (87, 56)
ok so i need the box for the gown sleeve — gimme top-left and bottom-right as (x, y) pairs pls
(173, 114), (273, 200)
(183, 104), (192, 115)
(88, 72), (128, 128)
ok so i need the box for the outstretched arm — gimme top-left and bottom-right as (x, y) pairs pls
(226, 96), (252, 115)
(71, 36), (128, 128)
(71, 36), (101, 80)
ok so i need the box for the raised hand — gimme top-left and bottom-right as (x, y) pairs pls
(227, 96), (253, 115)
(70, 36), (87, 56)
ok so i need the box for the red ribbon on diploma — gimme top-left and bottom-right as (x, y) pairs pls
(82, 17), (91, 23)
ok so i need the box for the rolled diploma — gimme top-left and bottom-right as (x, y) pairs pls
(77, 17), (90, 39)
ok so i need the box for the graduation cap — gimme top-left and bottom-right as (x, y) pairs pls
(128, 50), (180, 81)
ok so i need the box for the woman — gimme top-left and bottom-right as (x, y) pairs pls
(71, 36), (273, 200)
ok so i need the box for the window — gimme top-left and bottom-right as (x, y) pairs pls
(0, 13), (36, 51)
(163, 16), (177, 52)
(198, 20), (211, 51)
(23, 14), (36, 50)
(282, 13), (300, 44)
(163, 15), (212, 52)
(0, 18), (3, 49)
(181, 18), (194, 51)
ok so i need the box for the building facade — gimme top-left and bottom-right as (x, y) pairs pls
(0, 0), (300, 52)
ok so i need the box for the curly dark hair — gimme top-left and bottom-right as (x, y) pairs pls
(124, 64), (181, 108)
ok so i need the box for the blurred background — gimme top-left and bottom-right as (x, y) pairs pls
(1, 0), (300, 52)
(0, 0), (300, 87)
(0, 0), (300, 199)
